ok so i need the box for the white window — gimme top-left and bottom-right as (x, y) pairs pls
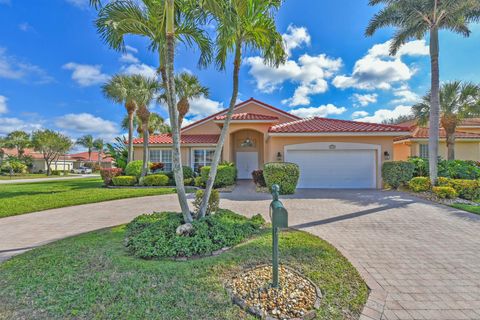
(149, 149), (173, 171)
(192, 149), (215, 172)
(419, 144), (429, 159)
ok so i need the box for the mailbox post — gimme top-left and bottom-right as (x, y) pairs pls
(269, 184), (288, 288)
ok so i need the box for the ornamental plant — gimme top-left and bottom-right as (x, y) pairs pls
(263, 162), (300, 195)
(125, 160), (150, 178)
(200, 165), (236, 188)
(432, 186), (457, 199)
(112, 176), (137, 186)
(408, 177), (431, 192)
(100, 168), (123, 186)
(382, 161), (415, 189)
(143, 174), (169, 186)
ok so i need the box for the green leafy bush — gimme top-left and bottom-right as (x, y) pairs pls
(143, 174), (169, 186)
(125, 209), (265, 259)
(1, 160), (27, 174)
(438, 160), (480, 180)
(100, 168), (123, 186)
(408, 177), (431, 192)
(193, 189), (220, 216)
(252, 169), (266, 187)
(432, 186), (457, 199)
(51, 170), (61, 176)
(184, 178), (194, 186)
(382, 161), (415, 189)
(125, 160), (149, 178)
(194, 176), (204, 188)
(407, 157), (429, 177)
(112, 175), (137, 186)
(200, 165), (237, 188)
(436, 177), (480, 200)
(165, 166), (196, 185)
(263, 162), (300, 195)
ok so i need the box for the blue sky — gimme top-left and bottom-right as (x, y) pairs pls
(1, 0), (480, 142)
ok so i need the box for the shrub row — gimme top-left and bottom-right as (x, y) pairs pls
(199, 165), (237, 188)
(408, 157), (480, 180)
(382, 161), (415, 189)
(112, 175), (137, 186)
(437, 177), (480, 200)
(100, 168), (123, 185)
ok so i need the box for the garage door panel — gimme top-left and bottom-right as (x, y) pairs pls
(286, 149), (376, 189)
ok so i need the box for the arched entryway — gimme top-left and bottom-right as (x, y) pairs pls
(230, 129), (264, 179)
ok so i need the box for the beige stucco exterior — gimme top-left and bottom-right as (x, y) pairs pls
(133, 99), (408, 188)
(394, 140), (480, 161)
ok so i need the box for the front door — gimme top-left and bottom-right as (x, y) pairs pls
(236, 152), (258, 179)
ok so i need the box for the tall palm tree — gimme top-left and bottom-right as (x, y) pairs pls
(96, 0), (212, 223)
(197, 0), (286, 218)
(413, 81), (480, 160)
(102, 74), (139, 163)
(130, 75), (161, 178)
(76, 135), (95, 161)
(158, 72), (209, 126)
(121, 112), (171, 136)
(93, 138), (105, 166)
(366, 0), (480, 184)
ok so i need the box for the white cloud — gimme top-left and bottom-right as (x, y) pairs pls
(119, 53), (140, 64)
(351, 111), (369, 119)
(289, 104), (347, 118)
(352, 93), (377, 107)
(121, 63), (157, 79)
(355, 105), (412, 123)
(18, 22), (34, 32)
(0, 117), (42, 135)
(65, 0), (89, 9)
(246, 53), (342, 106)
(391, 86), (421, 105)
(188, 96), (224, 118)
(63, 63), (110, 87)
(0, 95), (7, 114)
(333, 40), (429, 90)
(283, 25), (311, 56)
(55, 113), (119, 140)
(125, 45), (138, 54)
(0, 47), (53, 83)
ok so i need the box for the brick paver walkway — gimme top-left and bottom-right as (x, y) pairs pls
(1, 181), (480, 319)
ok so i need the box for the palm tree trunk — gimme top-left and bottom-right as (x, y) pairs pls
(429, 27), (440, 185)
(142, 121), (149, 178)
(199, 43), (242, 219)
(165, 0), (192, 223)
(88, 149), (92, 162)
(446, 131), (455, 160)
(127, 109), (135, 163)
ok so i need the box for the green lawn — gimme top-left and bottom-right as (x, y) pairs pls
(0, 227), (368, 320)
(0, 174), (51, 180)
(0, 178), (176, 218)
(451, 203), (480, 215)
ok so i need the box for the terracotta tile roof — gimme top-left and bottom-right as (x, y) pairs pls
(395, 127), (480, 141)
(269, 117), (409, 133)
(181, 98), (300, 132)
(459, 118), (480, 127)
(214, 112), (279, 121)
(133, 134), (219, 144)
(68, 151), (113, 162)
(1, 148), (49, 159)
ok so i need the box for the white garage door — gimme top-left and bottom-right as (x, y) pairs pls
(285, 149), (376, 189)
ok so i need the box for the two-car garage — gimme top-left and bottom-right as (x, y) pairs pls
(284, 142), (380, 189)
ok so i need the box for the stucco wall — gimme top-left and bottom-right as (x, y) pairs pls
(133, 146), (191, 166)
(393, 142), (412, 161)
(457, 127), (480, 134)
(404, 141), (480, 161)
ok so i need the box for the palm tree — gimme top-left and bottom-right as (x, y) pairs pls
(366, 0), (480, 184)
(102, 74), (139, 163)
(121, 112), (171, 136)
(93, 138), (105, 166)
(129, 75), (161, 178)
(76, 135), (95, 161)
(158, 72), (209, 126)
(413, 81), (480, 160)
(96, 0), (212, 223)
(4, 130), (31, 158)
(197, 0), (286, 218)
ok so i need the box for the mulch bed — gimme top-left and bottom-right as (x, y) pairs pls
(225, 265), (322, 320)
(402, 189), (480, 207)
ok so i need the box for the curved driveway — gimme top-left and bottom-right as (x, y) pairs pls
(1, 181), (480, 320)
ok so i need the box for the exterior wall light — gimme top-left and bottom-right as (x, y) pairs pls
(384, 151), (390, 161)
(276, 152), (282, 161)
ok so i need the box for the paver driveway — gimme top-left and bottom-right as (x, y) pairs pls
(1, 181), (480, 319)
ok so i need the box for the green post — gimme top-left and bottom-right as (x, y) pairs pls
(272, 225), (279, 288)
(270, 184), (287, 288)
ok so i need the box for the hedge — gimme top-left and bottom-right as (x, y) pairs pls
(437, 177), (480, 200)
(100, 168), (123, 186)
(382, 161), (415, 189)
(165, 166), (195, 185)
(263, 162), (300, 195)
(432, 186), (457, 199)
(408, 177), (431, 192)
(143, 174), (169, 186)
(125, 160), (150, 178)
(200, 165), (237, 188)
(112, 176), (137, 186)
(408, 157), (480, 180)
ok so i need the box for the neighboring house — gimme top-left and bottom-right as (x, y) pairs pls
(0, 148), (74, 173)
(68, 152), (114, 169)
(394, 118), (480, 161)
(133, 98), (409, 189)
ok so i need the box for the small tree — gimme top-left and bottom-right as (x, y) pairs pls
(93, 138), (105, 166)
(3, 130), (31, 158)
(32, 130), (72, 176)
(76, 135), (94, 162)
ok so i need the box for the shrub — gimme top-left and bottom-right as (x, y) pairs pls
(184, 178), (194, 186)
(100, 168), (123, 186)
(432, 186), (457, 199)
(381, 161), (415, 189)
(193, 189), (220, 216)
(165, 166), (196, 185)
(437, 177), (452, 187)
(200, 165), (237, 188)
(125, 160), (149, 178)
(51, 170), (61, 176)
(408, 177), (431, 192)
(436, 177), (480, 200)
(252, 169), (266, 187)
(1, 161), (27, 174)
(143, 174), (169, 186)
(438, 160), (480, 180)
(150, 162), (164, 172)
(194, 176), (204, 188)
(112, 175), (137, 186)
(125, 209), (265, 259)
(407, 157), (429, 177)
(263, 162), (300, 195)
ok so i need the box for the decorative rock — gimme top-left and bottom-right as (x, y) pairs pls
(175, 223), (193, 236)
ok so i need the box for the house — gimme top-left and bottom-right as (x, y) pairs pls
(0, 148), (75, 173)
(133, 98), (410, 189)
(393, 118), (480, 161)
(68, 151), (114, 169)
